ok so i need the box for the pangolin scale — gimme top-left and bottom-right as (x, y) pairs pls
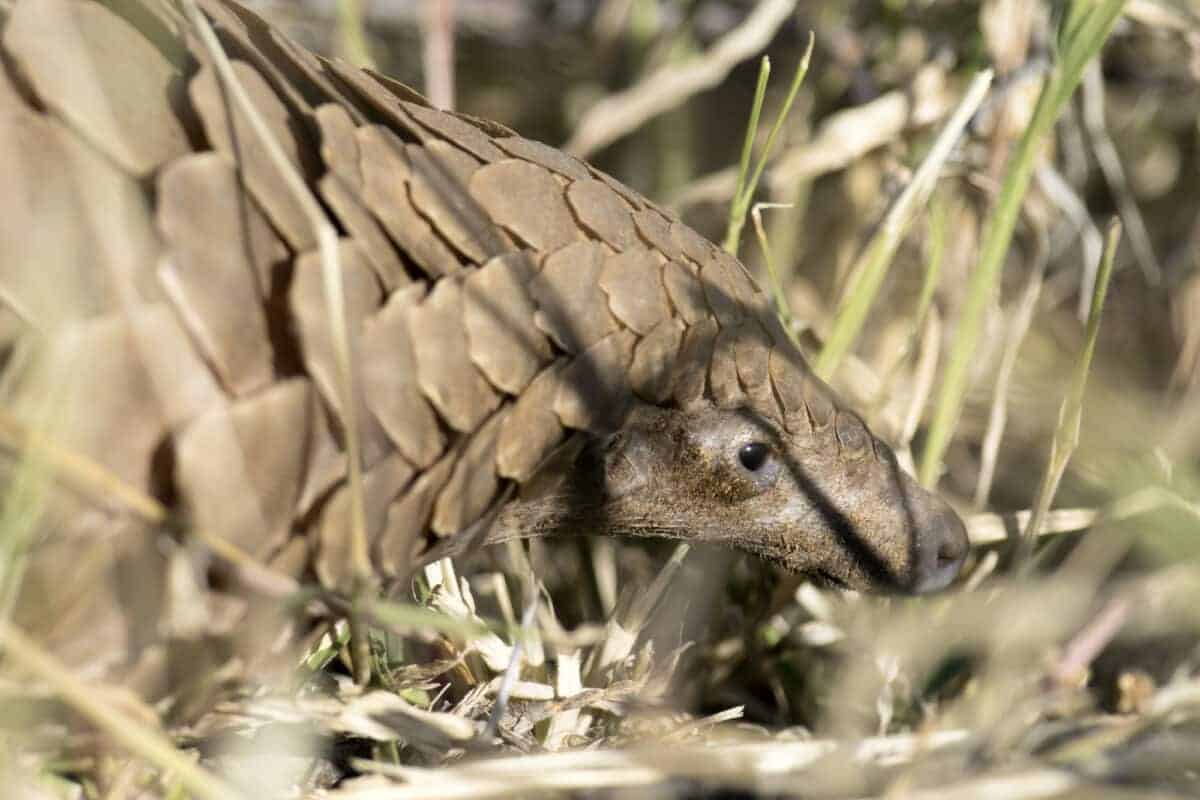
(0, 0), (968, 678)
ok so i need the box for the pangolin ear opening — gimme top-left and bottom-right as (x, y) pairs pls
(600, 427), (655, 501)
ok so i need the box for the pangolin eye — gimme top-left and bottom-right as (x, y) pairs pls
(737, 442), (770, 472)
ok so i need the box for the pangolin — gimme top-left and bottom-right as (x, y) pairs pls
(0, 0), (967, 669)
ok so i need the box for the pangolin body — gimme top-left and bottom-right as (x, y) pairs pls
(0, 0), (967, 666)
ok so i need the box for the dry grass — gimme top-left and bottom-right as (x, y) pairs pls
(3, 1), (1200, 798)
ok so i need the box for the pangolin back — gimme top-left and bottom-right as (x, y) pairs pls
(0, 0), (967, 680)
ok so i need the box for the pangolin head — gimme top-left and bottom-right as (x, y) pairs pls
(500, 342), (970, 595)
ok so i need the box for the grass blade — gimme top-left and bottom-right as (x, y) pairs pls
(919, 0), (1127, 488)
(1017, 218), (1121, 565)
(723, 33), (814, 256)
(183, 0), (376, 682)
(814, 69), (992, 379)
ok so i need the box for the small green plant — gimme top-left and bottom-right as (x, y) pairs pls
(723, 34), (814, 257)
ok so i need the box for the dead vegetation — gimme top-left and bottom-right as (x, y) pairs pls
(2, 0), (1200, 798)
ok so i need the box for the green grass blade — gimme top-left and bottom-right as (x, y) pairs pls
(337, 0), (375, 69)
(726, 56), (771, 247)
(724, 33), (814, 256)
(1018, 218), (1121, 567)
(752, 202), (799, 340)
(918, 0), (1127, 488)
(815, 69), (992, 379)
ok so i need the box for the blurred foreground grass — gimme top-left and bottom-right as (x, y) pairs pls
(3, 0), (1200, 797)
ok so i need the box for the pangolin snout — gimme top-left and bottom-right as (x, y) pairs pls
(907, 489), (970, 593)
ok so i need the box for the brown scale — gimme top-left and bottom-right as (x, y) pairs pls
(323, 57), (432, 144)
(158, 153), (278, 395)
(698, 255), (746, 328)
(409, 277), (503, 435)
(630, 318), (686, 404)
(267, 25), (367, 117)
(315, 453), (416, 591)
(364, 69), (432, 107)
(403, 101), (506, 163)
(768, 346), (816, 434)
(463, 251), (554, 395)
(632, 207), (684, 260)
(175, 381), (315, 559)
(407, 140), (512, 264)
(295, 388), (349, 518)
(709, 325), (747, 410)
(201, 0), (329, 116)
(672, 318), (720, 409)
(2, 0), (189, 176)
(0, 82), (161, 323)
(375, 446), (457, 577)
(494, 135), (593, 181)
(359, 284), (446, 470)
(0, 0), (971, 687)
(496, 360), (569, 483)
(566, 178), (642, 252)
(588, 165), (649, 210)
(289, 239), (391, 466)
(552, 328), (639, 434)
(470, 159), (585, 252)
(357, 125), (465, 279)
(670, 218), (715, 266)
(530, 240), (621, 353)
(733, 318), (773, 391)
(318, 173), (410, 290)
(189, 61), (316, 250)
(430, 407), (509, 537)
(661, 259), (711, 325)
(599, 246), (672, 335)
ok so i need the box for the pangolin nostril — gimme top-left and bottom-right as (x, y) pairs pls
(938, 513), (969, 566)
(913, 505), (970, 593)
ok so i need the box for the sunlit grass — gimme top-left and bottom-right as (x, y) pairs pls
(723, 34), (814, 257)
(1018, 218), (1121, 567)
(815, 68), (992, 380)
(919, 0), (1128, 487)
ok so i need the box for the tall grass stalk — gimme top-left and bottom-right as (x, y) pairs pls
(337, 0), (375, 69)
(815, 69), (992, 380)
(918, 0), (1127, 487)
(182, 0), (377, 683)
(1018, 218), (1121, 567)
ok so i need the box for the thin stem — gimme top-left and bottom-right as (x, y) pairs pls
(723, 33), (814, 256)
(182, 0), (375, 683)
(919, 0), (1126, 487)
(752, 201), (798, 338)
(723, 55), (771, 254)
(1018, 218), (1122, 569)
(0, 621), (241, 800)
